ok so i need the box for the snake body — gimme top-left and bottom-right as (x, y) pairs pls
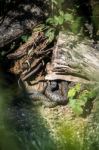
(25, 88), (57, 107)
(26, 80), (68, 107)
(45, 81), (68, 105)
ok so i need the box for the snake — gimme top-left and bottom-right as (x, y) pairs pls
(25, 80), (68, 107)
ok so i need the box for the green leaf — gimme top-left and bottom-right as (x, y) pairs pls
(69, 99), (83, 115)
(68, 88), (76, 98)
(21, 35), (29, 42)
(54, 16), (60, 25)
(58, 16), (64, 25)
(69, 98), (76, 107)
(64, 13), (74, 22)
(77, 99), (87, 106)
(46, 18), (54, 24)
(59, 10), (64, 17)
(45, 28), (55, 42)
(72, 104), (83, 115)
(75, 83), (81, 91)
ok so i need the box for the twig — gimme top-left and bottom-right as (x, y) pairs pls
(21, 62), (42, 81)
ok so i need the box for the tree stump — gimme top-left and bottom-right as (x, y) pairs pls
(45, 32), (99, 83)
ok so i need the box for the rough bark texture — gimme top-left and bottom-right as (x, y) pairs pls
(0, 2), (44, 48)
(45, 32), (99, 82)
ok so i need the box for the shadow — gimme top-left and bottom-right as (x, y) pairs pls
(0, 71), (57, 150)
(75, 0), (92, 22)
(81, 99), (93, 118)
(0, 0), (47, 48)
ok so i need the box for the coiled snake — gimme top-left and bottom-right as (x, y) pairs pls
(26, 80), (68, 107)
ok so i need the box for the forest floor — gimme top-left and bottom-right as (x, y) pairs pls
(0, 1), (99, 150)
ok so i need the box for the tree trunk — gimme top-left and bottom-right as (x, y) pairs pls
(0, 3), (44, 48)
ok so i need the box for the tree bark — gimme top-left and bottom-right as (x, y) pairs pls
(45, 32), (99, 83)
(0, 3), (44, 48)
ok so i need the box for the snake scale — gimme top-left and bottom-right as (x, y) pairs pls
(26, 80), (68, 107)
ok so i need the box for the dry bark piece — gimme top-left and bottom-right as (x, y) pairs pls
(7, 31), (40, 59)
(21, 62), (43, 81)
(8, 29), (53, 85)
(7, 31), (50, 60)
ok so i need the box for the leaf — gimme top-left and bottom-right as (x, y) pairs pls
(64, 13), (74, 22)
(75, 83), (81, 92)
(68, 88), (76, 98)
(59, 10), (64, 17)
(69, 99), (83, 115)
(72, 104), (83, 115)
(54, 16), (60, 25)
(58, 16), (64, 25)
(77, 99), (87, 106)
(21, 35), (29, 42)
(45, 28), (55, 42)
(46, 18), (54, 25)
(69, 98), (76, 107)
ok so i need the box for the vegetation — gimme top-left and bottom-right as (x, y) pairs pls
(45, 0), (82, 42)
(0, 0), (99, 150)
(46, 5), (82, 33)
(68, 83), (96, 116)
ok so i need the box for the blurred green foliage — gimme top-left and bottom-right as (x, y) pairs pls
(68, 83), (96, 116)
